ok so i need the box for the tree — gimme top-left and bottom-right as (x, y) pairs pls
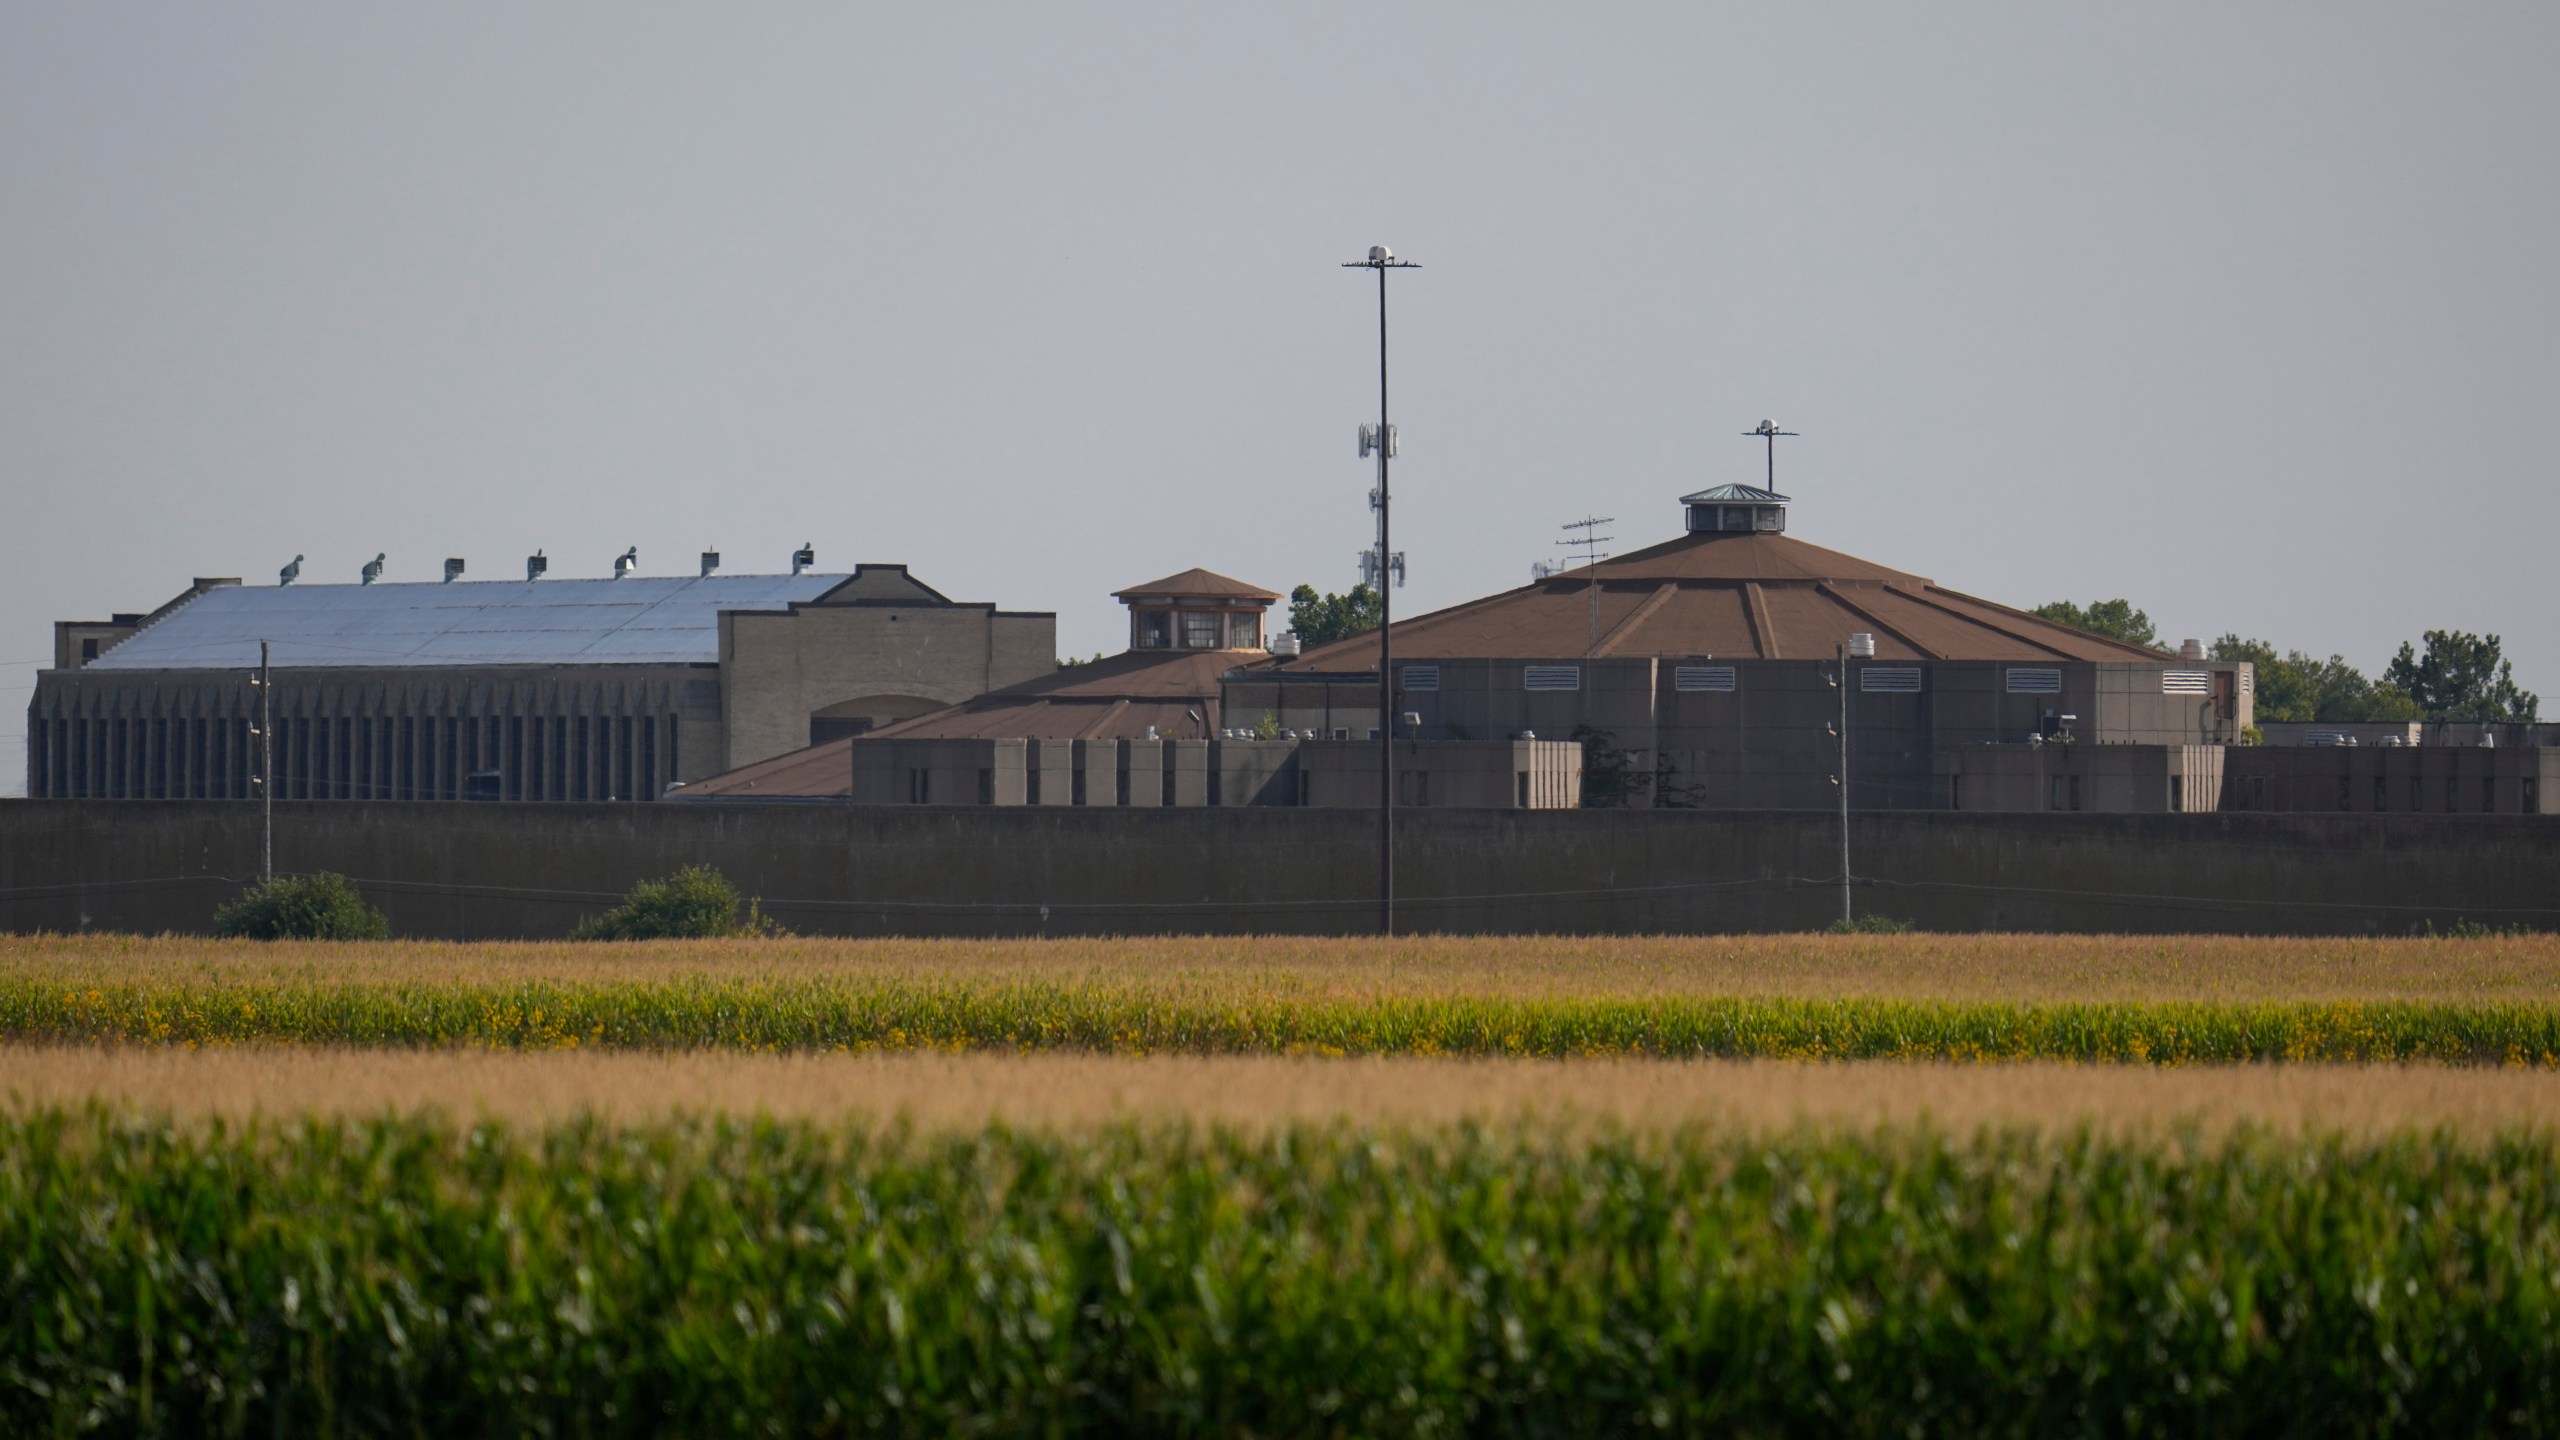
(1287, 584), (1384, 647)
(1569, 725), (1642, 808)
(2032, 598), (2159, 649)
(2384, 630), (2540, 722)
(214, 872), (391, 940)
(2206, 636), (2423, 723)
(572, 866), (786, 940)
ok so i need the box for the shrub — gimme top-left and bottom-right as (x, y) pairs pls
(1828, 913), (1916, 935)
(213, 872), (391, 940)
(571, 866), (784, 941)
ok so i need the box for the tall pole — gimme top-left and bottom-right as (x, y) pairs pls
(1345, 246), (1417, 936)
(1376, 260), (1393, 937)
(259, 639), (273, 883)
(1837, 642), (1850, 926)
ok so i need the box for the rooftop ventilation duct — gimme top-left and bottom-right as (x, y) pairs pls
(791, 542), (815, 576)
(700, 550), (720, 578)
(1847, 632), (1876, 658)
(443, 558), (465, 584)
(525, 550), (547, 582)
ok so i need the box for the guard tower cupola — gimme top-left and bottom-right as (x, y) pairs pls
(1681, 484), (1789, 535)
(1109, 568), (1281, 652)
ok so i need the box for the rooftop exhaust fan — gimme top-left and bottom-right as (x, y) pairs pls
(525, 550), (547, 582)
(443, 558), (465, 584)
(700, 550), (720, 578)
(791, 542), (815, 575)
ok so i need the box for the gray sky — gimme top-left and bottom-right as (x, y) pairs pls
(6, 3), (2555, 790)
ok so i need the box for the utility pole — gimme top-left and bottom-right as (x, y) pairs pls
(1744, 419), (1798, 491)
(1836, 632), (1873, 925)
(255, 639), (273, 883)
(1344, 244), (1418, 936)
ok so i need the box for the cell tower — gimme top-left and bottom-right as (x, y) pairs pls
(1342, 243), (1419, 937)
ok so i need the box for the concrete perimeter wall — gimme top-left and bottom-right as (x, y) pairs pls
(4, 800), (2557, 938)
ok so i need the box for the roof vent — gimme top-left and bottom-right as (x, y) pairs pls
(278, 554), (303, 587)
(2179, 637), (2203, 661)
(791, 543), (815, 576)
(1847, 632), (1876, 658)
(525, 550), (547, 582)
(1269, 631), (1302, 657)
(700, 550), (720, 578)
(360, 553), (385, 586)
(443, 558), (465, 584)
(612, 546), (638, 579)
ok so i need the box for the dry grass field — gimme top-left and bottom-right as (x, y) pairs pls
(9, 930), (2560, 1002)
(11, 1045), (2560, 1136)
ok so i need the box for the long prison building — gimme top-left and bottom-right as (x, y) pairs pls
(27, 562), (1055, 801)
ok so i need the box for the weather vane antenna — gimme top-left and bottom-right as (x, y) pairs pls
(1744, 419), (1799, 492)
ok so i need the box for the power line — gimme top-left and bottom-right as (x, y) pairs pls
(0, 867), (2552, 921)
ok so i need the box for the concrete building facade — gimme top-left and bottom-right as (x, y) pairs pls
(26, 561), (1053, 801)
(717, 564), (1057, 767)
(833, 735), (1583, 810)
(1244, 487), (2253, 810)
(2222, 743), (2553, 816)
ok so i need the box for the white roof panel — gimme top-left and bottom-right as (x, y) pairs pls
(87, 574), (843, 671)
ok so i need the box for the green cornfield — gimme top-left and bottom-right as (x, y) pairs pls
(10, 976), (2560, 1062)
(4, 1111), (2557, 1437)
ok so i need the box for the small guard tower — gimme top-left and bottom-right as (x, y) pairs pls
(1110, 569), (1280, 652)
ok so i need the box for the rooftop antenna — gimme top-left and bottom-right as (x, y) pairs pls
(1343, 240), (1420, 937)
(699, 550), (720, 578)
(277, 554), (303, 587)
(1743, 419), (1798, 493)
(791, 542), (815, 576)
(1561, 516), (1614, 657)
(442, 558), (465, 584)
(612, 546), (637, 579)
(359, 553), (385, 586)
(525, 549), (547, 582)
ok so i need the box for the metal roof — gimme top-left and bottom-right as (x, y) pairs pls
(1679, 484), (1790, 504)
(1279, 528), (2170, 669)
(85, 574), (844, 671)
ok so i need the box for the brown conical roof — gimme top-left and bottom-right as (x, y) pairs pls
(1111, 568), (1280, 602)
(1282, 529), (2166, 669)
